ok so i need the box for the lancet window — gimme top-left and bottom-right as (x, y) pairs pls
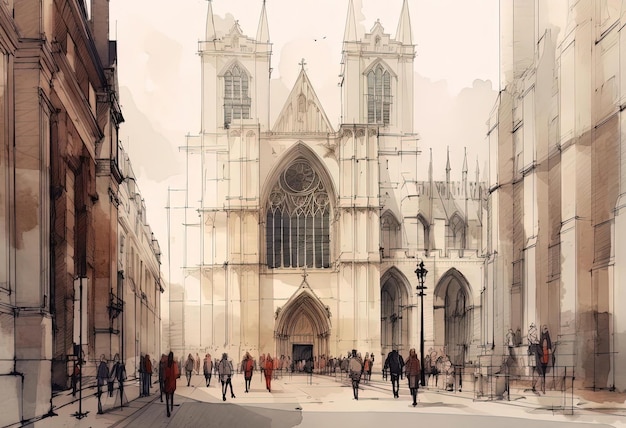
(266, 159), (330, 268)
(367, 64), (391, 125)
(448, 214), (465, 249)
(224, 64), (251, 125)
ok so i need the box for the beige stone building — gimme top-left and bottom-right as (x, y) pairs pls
(115, 148), (163, 381)
(0, 1), (162, 425)
(167, 0), (487, 373)
(486, 0), (626, 392)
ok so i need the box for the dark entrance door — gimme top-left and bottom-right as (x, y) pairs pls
(292, 344), (313, 372)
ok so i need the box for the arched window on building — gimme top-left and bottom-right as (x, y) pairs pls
(416, 214), (430, 251)
(266, 159), (330, 268)
(380, 211), (400, 258)
(366, 64), (391, 125)
(224, 64), (251, 125)
(448, 213), (465, 250)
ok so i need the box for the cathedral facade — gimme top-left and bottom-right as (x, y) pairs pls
(167, 0), (486, 370)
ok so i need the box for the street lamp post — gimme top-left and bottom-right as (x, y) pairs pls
(414, 260), (428, 387)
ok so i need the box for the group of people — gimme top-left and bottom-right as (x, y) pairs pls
(382, 348), (422, 406)
(93, 354), (127, 414)
(157, 347), (426, 417)
(341, 348), (421, 406)
(422, 350), (455, 391)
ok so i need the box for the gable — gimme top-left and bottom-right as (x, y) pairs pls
(272, 69), (334, 134)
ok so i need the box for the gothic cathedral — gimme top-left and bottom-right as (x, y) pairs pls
(169, 0), (486, 369)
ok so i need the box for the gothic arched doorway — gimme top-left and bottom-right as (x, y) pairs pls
(380, 268), (411, 356)
(274, 288), (331, 365)
(433, 269), (472, 366)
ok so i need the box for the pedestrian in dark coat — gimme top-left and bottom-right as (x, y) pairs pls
(405, 348), (421, 406)
(203, 353), (213, 387)
(242, 352), (254, 392)
(218, 352), (235, 401)
(71, 361), (80, 397)
(184, 353), (194, 387)
(96, 354), (109, 414)
(348, 350), (364, 400)
(384, 349), (405, 398)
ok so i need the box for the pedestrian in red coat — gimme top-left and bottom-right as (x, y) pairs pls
(264, 354), (274, 392)
(164, 352), (179, 417)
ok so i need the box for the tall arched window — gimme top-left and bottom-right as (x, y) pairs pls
(266, 159), (330, 268)
(380, 211), (400, 258)
(448, 214), (465, 249)
(224, 64), (251, 125)
(367, 64), (391, 125)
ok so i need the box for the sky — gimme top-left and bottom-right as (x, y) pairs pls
(108, 0), (500, 278)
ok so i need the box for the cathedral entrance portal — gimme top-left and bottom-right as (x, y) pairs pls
(433, 269), (472, 366)
(274, 284), (331, 367)
(380, 268), (411, 356)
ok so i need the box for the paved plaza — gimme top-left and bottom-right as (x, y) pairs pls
(25, 372), (626, 428)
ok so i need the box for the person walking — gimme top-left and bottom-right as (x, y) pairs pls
(259, 353), (266, 382)
(242, 352), (254, 393)
(143, 354), (152, 396)
(184, 353), (195, 387)
(159, 354), (167, 402)
(96, 354), (109, 414)
(348, 350), (364, 400)
(264, 353), (274, 392)
(218, 352), (235, 401)
(384, 349), (405, 398)
(71, 360), (80, 397)
(164, 351), (179, 418)
(405, 348), (421, 406)
(203, 353), (213, 387)
(138, 353), (146, 397)
(363, 353), (372, 383)
(111, 354), (127, 409)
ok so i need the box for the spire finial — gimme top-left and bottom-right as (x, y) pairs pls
(396, 0), (413, 44)
(205, 0), (217, 42)
(299, 58), (307, 70)
(462, 147), (468, 174)
(428, 147), (433, 183)
(343, 0), (358, 42)
(256, 0), (270, 43)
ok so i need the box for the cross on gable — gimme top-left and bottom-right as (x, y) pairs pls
(299, 268), (310, 289)
(299, 58), (307, 70)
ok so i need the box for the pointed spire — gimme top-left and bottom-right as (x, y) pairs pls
(475, 157), (480, 184)
(462, 147), (468, 174)
(343, 0), (357, 42)
(206, 0), (216, 41)
(445, 147), (451, 198)
(462, 148), (468, 197)
(428, 148), (433, 184)
(396, 0), (413, 44)
(256, 0), (270, 43)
